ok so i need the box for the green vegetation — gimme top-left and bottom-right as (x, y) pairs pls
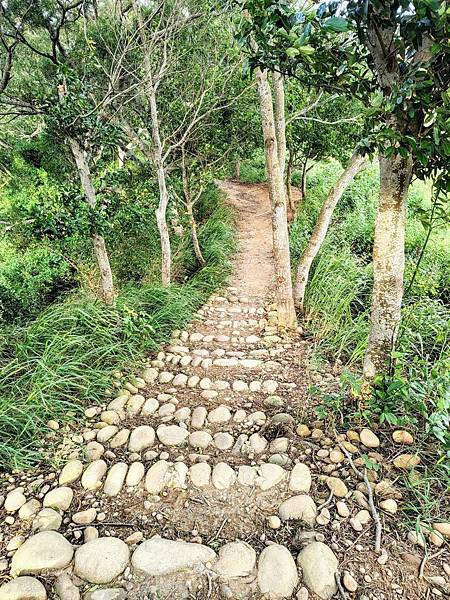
(0, 184), (234, 468)
(290, 160), (449, 453)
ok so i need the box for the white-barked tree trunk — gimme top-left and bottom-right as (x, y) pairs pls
(295, 150), (369, 311)
(256, 67), (297, 330)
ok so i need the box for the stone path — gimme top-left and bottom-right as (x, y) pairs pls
(1, 183), (449, 599)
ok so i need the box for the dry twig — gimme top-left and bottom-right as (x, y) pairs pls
(335, 434), (383, 553)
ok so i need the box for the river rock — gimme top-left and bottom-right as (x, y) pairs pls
(289, 463), (311, 493)
(85, 590), (126, 600)
(208, 405), (232, 424)
(72, 508), (97, 525)
(32, 508), (62, 532)
(128, 426), (155, 452)
(18, 499), (41, 520)
(43, 487), (73, 511)
(297, 542), (338, 600)
(145, 460), (169, 494)
(85, 441), (105, 462)
(131, 536), (216, 576)
(156, 425), (189, 446)
(212, 462), (236, 489)
(59, 460), (83, 485)
(214, 541), (256, 578)
(81, 460), (107, 491)
(360, 428), (380, 448)
(279, 495), (317, 526)
(191, 406), (207, 429)
(189, 431), (212, 449)
(55, 573), (80, 600)
(11, 531), (73, 576)
(189, 463), (211, 487)
(0, 576), (47, 600)
(257, 544), (298, 598)
(104, 463), (128, 497)
(4, 489), (26, 513)
(258, 463), (285, 490)
(393, 454), (420, 469)
(326, 477), (348, 498)
(126, 462), (145, 487)
(392, 430), (414, 445)
(110, 429), (130, 448)
(74, 537), (129, 584)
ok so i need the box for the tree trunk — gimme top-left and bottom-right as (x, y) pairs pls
(363, 154), (413, 379)
(256, 67), (297, 330)
(69, 138), (114, 304)
(272, 71), (286, 181)
(286, 151), (294, 220)
(235, 160), (241, 181)
(187, 203), (205, 266)
(300, 158), (308, 199)
(181, 145), (206, 266)
(294, 150), (369, 312)
(132, 0), (171, 285)
(118, 146), (126, 167)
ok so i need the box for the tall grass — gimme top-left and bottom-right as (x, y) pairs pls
(0, 189), (234, 469)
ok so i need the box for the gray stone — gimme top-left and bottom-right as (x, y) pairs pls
(214, 541), (256, 579)
(74, 537), (130, 584)
(189, 463), (211, 487)
(18, 499), (41, 520)
(104, 463), (128, 497)
(131, 536), (216, 576)
(81, 460), (107, 491)
(156, 425), (189, 446)
(43, 487), (73, 511)
(11, 531), (74, 576)
(191, 406), (207, 429)
(297, 542), (338, 600)
(145, 460), (169, 494)
(257, 544), (298, 598)
(279, 495), (317, 526)
(59, 460), (83, 485)
(32, 508), (62, 532)
(289, 463), (312, 493)
(0, 576), (47, 600)
(128, 426), (155, 452)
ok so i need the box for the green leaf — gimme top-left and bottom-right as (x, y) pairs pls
(286, 47), (300, 58)
(297, 45), (315, 56)
(323, 16), (349, 33)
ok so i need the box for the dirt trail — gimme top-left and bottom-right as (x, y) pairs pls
(0, 182), (445, 600)
(218, 181), (275, 297)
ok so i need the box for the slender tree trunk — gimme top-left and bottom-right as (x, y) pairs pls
(286, 151), (294, 220)
(181, 145), (205, 266)
(272, 71), (286, 181)
(118, 146), (125, 167)
(235, 160), (241, 181)
(187, 203), (205, 266)
(294, 150), (369, 311)
(256, 67), (297, 330)
(300, 158), (308, 198)
(363, 154), (413, 379)
(133, 0), (171, 285)
(69, 138), (114, 304)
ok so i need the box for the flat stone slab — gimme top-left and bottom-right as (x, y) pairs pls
(131, 536), (216, 576)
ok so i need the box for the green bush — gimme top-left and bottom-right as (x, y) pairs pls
(0, 243), (75, 323)
(291, 160), (449, 450)
(0, 187), (235, 468)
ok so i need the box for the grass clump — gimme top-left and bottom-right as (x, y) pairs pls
(0, 187), (234, 469)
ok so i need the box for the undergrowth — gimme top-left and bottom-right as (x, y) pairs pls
(0, 188), (234, 469)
